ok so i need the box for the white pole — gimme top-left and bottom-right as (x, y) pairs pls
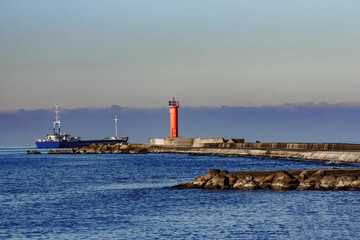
(54, 103), (61, 134)
(114, 114), (118, 137)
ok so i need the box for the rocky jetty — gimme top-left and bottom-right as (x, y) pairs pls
(48, 143), (149, 154)
(173, 168), (360, 191)
(27, 150), (41, 154)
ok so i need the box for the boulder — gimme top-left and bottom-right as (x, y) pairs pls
(202, 169), (221, 181)
(272, 171), (299, 191)
(48, 149), (73, 154)
(349, 179), (360, 190)
(204, 175), (229, 189)
(319, 175), (337, 190)
(334, 176), (354, 190)
(174, 168), (360, 191)
(297, 170), (325, 190)
(241, 180), (260, 190)
(120, 144), (130, 150)
(298, 170), (311, 180)
(86, 148), (97, 154)
(193, 176), (207, 188)
(232, 175), (259, 190)
(258, 174), (275, 189)
(297, 179), (316, 190)
(88, 143), (97, 149)
(129, 148), (148, 154)
(113, 144), (121, 151)
(228, 175), (238, 186)
(27, 150), (41, 154)
(253, 175), (266, 185)
(232, 175), (247, 189)
(310, 170), (326, 181)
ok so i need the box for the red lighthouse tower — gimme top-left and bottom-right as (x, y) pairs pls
(169, 97), (179, 137)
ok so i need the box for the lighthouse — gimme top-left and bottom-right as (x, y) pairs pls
(169, 97), (179, 137)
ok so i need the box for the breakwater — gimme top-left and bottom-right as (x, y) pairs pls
(173, 168), (360, 191)
(46, 143), (149, 154)
(203, 142), (360, 151)
(38, 140), (360, 163)
(150, 146), (360, 163)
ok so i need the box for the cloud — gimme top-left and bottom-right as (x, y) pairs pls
(1, 102), (360, 145)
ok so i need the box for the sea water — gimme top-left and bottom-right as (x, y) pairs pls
(1, 146), (360, 239)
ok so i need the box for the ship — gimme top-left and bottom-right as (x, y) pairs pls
(36, 104), (128, 148)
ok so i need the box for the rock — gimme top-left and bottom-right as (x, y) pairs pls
(48, 149), (72, 154)
(174, 168), (360, 191)
(253, 175), (266, 185)
(297, 179), (316, 190)
(82, 146), (90, 152)
(245, 175), (253, 182)
(120, 145), (130, 150)
(86, 148), (97, 154)
(298, 170), (311, 180)
(228, 175), (238, 186)
(204, 175), (229, 189)
(319, 175), (337, 190)
(121, 149), (129, 154)
(88, 143), (97, 149)
(311, 170), (326, 180)
(27, 150), (41, 154)
(220, 170), (229, 175)
(232, 175), (247, 189)
(258, 174), (275, 189)
(349, 179), (360, 190)
(297, 170), (325, 190)
(241, 180), (260, 190)
(172, 182), (196, 189)
(113, 144), (121, 151)
(129, 148), (148, 154)
(232, 175), (259, 190)
(334, 176), (354, 190)
(271, 171), (299, 191)
(193, 176), (207, 188)
(203, 169), (221, 181)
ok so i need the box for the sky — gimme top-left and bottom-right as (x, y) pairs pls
(1, 0), (360, 111)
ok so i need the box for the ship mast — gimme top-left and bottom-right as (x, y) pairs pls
(53, 103), (61, 135)
(114, 114), (118, 137)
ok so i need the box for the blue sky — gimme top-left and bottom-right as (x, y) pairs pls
(1, 0), (360, 111)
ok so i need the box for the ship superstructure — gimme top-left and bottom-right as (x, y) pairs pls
(36, 104), (128, 148)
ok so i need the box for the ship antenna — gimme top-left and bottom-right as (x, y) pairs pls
(53, 103), (61, 135)
(114, 114), (118, 137)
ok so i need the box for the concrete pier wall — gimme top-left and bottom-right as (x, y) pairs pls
(148, 137), (224, 147)
(204, 142), (360, 151)
(149, 147), (360, 163)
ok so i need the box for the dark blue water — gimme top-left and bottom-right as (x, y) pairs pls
(1, 146), (360, 239)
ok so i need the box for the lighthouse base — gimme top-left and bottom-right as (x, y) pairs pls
(147, 137), (225, 148)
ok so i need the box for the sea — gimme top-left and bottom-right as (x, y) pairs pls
(1, 146), (360, 240)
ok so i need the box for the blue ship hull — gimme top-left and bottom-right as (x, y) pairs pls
(36, 138), (128, 148)
(36, 141), (61, 148)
